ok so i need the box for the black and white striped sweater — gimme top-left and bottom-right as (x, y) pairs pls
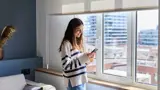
(61, 41), (90, 87)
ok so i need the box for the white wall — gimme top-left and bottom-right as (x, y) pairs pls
(48, 15), (74, 71)
(122, 0), (158, 8)
(36, 0), (62, 68)
(36, 0), (46, 67)
(35, 72), (65, 90)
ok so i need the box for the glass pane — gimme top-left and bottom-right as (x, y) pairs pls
(136, 10), (158, 85)
(76, 14), (99, 74)
(103, 12), (129, 77)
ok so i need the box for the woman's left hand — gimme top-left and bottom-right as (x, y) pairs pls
(87, 52), (96, 62)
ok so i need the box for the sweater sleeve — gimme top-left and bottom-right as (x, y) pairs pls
(61, 41), (90, 70)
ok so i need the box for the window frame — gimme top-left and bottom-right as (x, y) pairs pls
(85, 9), (158, 90)
(89, 11), (134, 85)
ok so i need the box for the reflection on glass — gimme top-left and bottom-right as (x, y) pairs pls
(103, 12), (128, 77)
(136, 10), (158, 85)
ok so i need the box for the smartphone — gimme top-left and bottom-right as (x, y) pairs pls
(91, 48), (98, 53)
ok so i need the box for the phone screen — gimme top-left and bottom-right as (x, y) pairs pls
(91, 48), (98, 53)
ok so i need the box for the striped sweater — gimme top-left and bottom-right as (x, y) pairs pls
(60, 41), (90, 87)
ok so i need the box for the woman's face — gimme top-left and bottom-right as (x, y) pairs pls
(74, 25), (83, 38)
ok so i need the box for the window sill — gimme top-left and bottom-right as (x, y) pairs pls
(35, 68), (145, 90)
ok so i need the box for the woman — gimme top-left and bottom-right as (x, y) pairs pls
(59, 18), (95, 90)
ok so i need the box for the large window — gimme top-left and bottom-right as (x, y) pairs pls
(136, 10), (158, 85)
(76, 9), (158, 89)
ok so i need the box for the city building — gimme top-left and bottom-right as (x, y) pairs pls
(83, 13), (128, 46)
(138, 27), (158, 46)
(83, 15), (97, 46)
(104, 13), (127, 46)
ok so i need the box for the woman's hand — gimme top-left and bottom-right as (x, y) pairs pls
(87, 52), (96, 62)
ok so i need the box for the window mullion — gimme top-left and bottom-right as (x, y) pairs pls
(96, 14), (103, 77)
(130, 11), (137, 83)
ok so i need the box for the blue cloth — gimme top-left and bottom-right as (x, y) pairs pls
(67, 80), (86, 90)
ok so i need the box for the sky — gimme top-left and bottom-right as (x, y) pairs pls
(137, 10), (158, 32)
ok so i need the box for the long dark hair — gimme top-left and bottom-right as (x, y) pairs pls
(59, 18), (84, 52)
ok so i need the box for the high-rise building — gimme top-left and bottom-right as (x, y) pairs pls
(83, 15), (97, 46)
(104, 13), (128, 46)
(138, 27), (158, 46)
(83, 13), (128, 46)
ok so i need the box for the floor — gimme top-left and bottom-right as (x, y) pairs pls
(87, 83), (127, 90)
